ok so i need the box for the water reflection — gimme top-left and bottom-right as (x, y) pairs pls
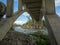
(13, 26), (48, 35)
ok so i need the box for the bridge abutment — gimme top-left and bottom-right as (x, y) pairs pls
(45, 15), (60, 45)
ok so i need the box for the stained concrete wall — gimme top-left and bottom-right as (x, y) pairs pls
(7, 0), (14, 17)
(45, 15), (60, 45)
(0, 11), (24, 40)
(0, 0), (24, 40)
(45, 0), (55, 15)
(18, 0), (22, 11)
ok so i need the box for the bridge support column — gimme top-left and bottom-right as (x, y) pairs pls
(45, 15), (60, 45)
(18, 0), (22, 11)
(45, 0), (55, 15)
(32, 19), (36, 28)
(35, 22), (41, 29)
(7, 0), (14, 17)
(32, 19), (42, 29)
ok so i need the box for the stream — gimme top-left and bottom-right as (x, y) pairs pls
(13, 26), (48, 35)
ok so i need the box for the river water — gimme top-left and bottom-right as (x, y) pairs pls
(13, 26), (48, 35)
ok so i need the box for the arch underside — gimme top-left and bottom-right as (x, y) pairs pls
(0, 0), (60, 45)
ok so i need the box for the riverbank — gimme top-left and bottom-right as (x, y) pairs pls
(0, 28), (50, 45)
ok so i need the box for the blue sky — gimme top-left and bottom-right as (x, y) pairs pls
(0, 0), (60, 25)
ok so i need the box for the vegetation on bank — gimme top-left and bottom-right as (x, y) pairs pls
(10, 28), (50, 45)
(29, 32), (50, 45)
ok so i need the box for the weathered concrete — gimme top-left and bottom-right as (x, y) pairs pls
(45, 0), (55, 15)
(45, 15), (60, 45)
(18, 0), (22, 11)
(0, 11), (24, 40)
(23, 0), (43, 21)
(7, 0), (14, 17)
(0, 0), (60, 45)
(0, 0), (27, 40)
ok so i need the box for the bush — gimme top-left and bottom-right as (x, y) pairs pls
(30, 32), (50, 45)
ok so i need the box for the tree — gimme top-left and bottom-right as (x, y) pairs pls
(42, 20), (46, 27)
(0, 2), (6, 20)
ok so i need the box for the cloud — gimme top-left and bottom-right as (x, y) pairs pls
(22, 12), (30, 17)
(56, 10), (60, 16)
(14, 21), (27, 25)
(22, 12), (32, 19)
(55, 0), (60, 6)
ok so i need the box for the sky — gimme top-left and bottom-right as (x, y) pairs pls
(55, 0), (60, 16)
(0, 0), (60, 25)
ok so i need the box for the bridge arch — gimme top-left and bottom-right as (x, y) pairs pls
(14, 12), (32, 28)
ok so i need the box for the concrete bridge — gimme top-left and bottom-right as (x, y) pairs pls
(0, 0), (60, 45)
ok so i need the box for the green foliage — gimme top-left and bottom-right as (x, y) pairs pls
(0, 2), (6, 15)
(30, 32), (50, 45)
(42, 20), (46, 27)
(25, 16), (32, 25)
